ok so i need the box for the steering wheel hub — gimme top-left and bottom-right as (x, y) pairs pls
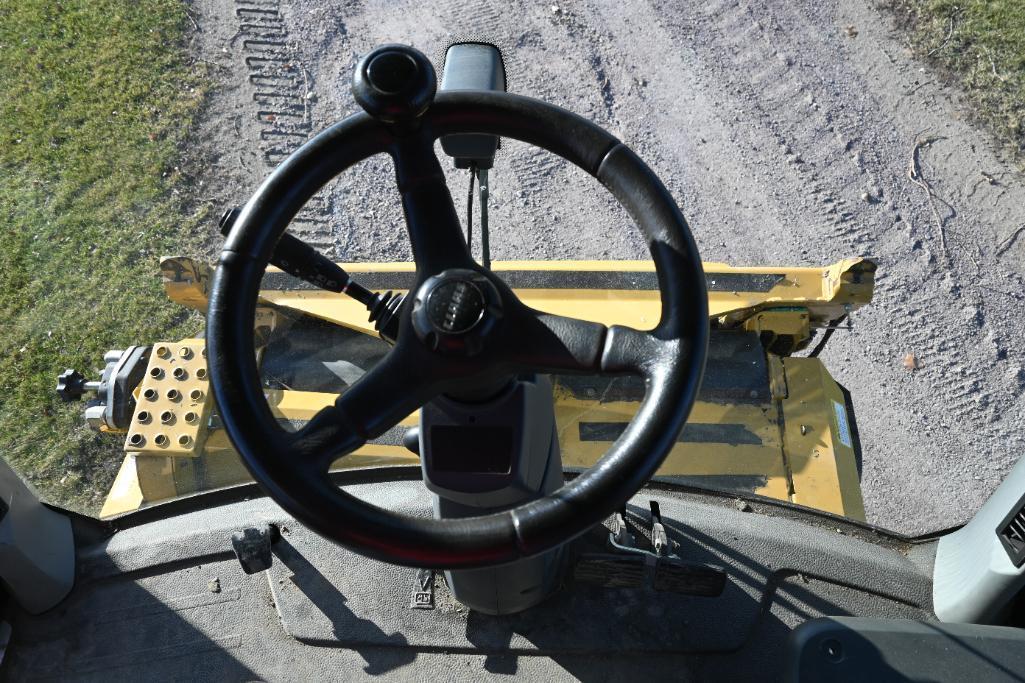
(412, 269), (501, 355)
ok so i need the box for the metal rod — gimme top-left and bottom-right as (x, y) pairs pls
(478, 167), (491, 269)
(465, 163), (476, 254)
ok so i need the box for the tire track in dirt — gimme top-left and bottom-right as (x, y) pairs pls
(231, 0), (333, 246)
(684, 0), (872, 247)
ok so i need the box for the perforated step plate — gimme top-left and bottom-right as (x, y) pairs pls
(124, 341), (212, 456)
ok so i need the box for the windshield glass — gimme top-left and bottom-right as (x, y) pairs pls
(3, 1), (1024, 537)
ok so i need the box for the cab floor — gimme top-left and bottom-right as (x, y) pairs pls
(2, 479), (935, 681)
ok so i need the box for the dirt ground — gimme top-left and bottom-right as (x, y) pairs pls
(183, 0), (1025, 535)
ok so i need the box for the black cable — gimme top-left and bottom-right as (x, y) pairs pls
(808, 314), (848, 358)
(465, 162), (476, 254)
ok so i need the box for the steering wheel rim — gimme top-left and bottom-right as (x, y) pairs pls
(207, 88), (709, 569)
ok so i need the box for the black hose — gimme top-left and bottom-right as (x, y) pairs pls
(808, 314), (848, 358)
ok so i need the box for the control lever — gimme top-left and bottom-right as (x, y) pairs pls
(219, 207), (403, 342)
(611, 505), (636, 548)
(588, 501), (727, 596)
(608, 500), (678, 559)
(649, 501), (670, 557)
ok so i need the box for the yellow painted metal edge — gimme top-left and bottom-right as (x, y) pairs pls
(256, 259), (874, 334)
(780, 358), (865, 520)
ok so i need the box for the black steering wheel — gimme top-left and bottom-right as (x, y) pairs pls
(207, 45), (708, 569)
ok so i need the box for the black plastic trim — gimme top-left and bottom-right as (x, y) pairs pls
(103, 466), (426, 532)
(93, 466), (929, 548)
(260, 269), (785, 293)
(579, 421), (762, 445)
(997, 491), (1025, 568)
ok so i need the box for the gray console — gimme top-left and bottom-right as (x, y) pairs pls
(420, 375), (565, 614)
(785, 617), (1025, 682)
(933, 454), (1025, 623)
(0, 457), (74, 613)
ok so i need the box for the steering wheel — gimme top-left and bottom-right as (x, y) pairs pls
(207, 45), (708, 569)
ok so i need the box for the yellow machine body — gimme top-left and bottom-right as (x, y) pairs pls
(100, 257), (874, 521)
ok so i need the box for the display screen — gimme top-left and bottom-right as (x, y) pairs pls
(430, 425), (514, 474)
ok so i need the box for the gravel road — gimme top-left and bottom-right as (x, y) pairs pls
(184, 0), (1025, 534)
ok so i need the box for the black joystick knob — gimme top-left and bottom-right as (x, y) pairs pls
(352, 44), (437, 123)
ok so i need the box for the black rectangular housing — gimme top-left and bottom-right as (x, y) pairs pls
(439, 43), (506, 169)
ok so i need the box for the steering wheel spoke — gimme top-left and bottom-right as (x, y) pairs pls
(507, 309), (608, 375)
(288, 349), (435, 467)
(600, 324), (669, 377)
(504, 301), (669, 378)
(391, 135), (474, 276)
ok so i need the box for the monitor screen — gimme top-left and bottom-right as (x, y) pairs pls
(430, 425), (514, 474)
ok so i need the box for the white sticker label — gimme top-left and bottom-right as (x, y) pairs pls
(833, 401), (853, 449)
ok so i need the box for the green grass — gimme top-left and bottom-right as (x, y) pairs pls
(888, 0), (1025, 164)
(0, 1), (208, 514)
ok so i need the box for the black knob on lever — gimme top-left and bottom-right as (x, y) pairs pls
(56, 368), (86, 402)
(352, 44), (436, 123)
